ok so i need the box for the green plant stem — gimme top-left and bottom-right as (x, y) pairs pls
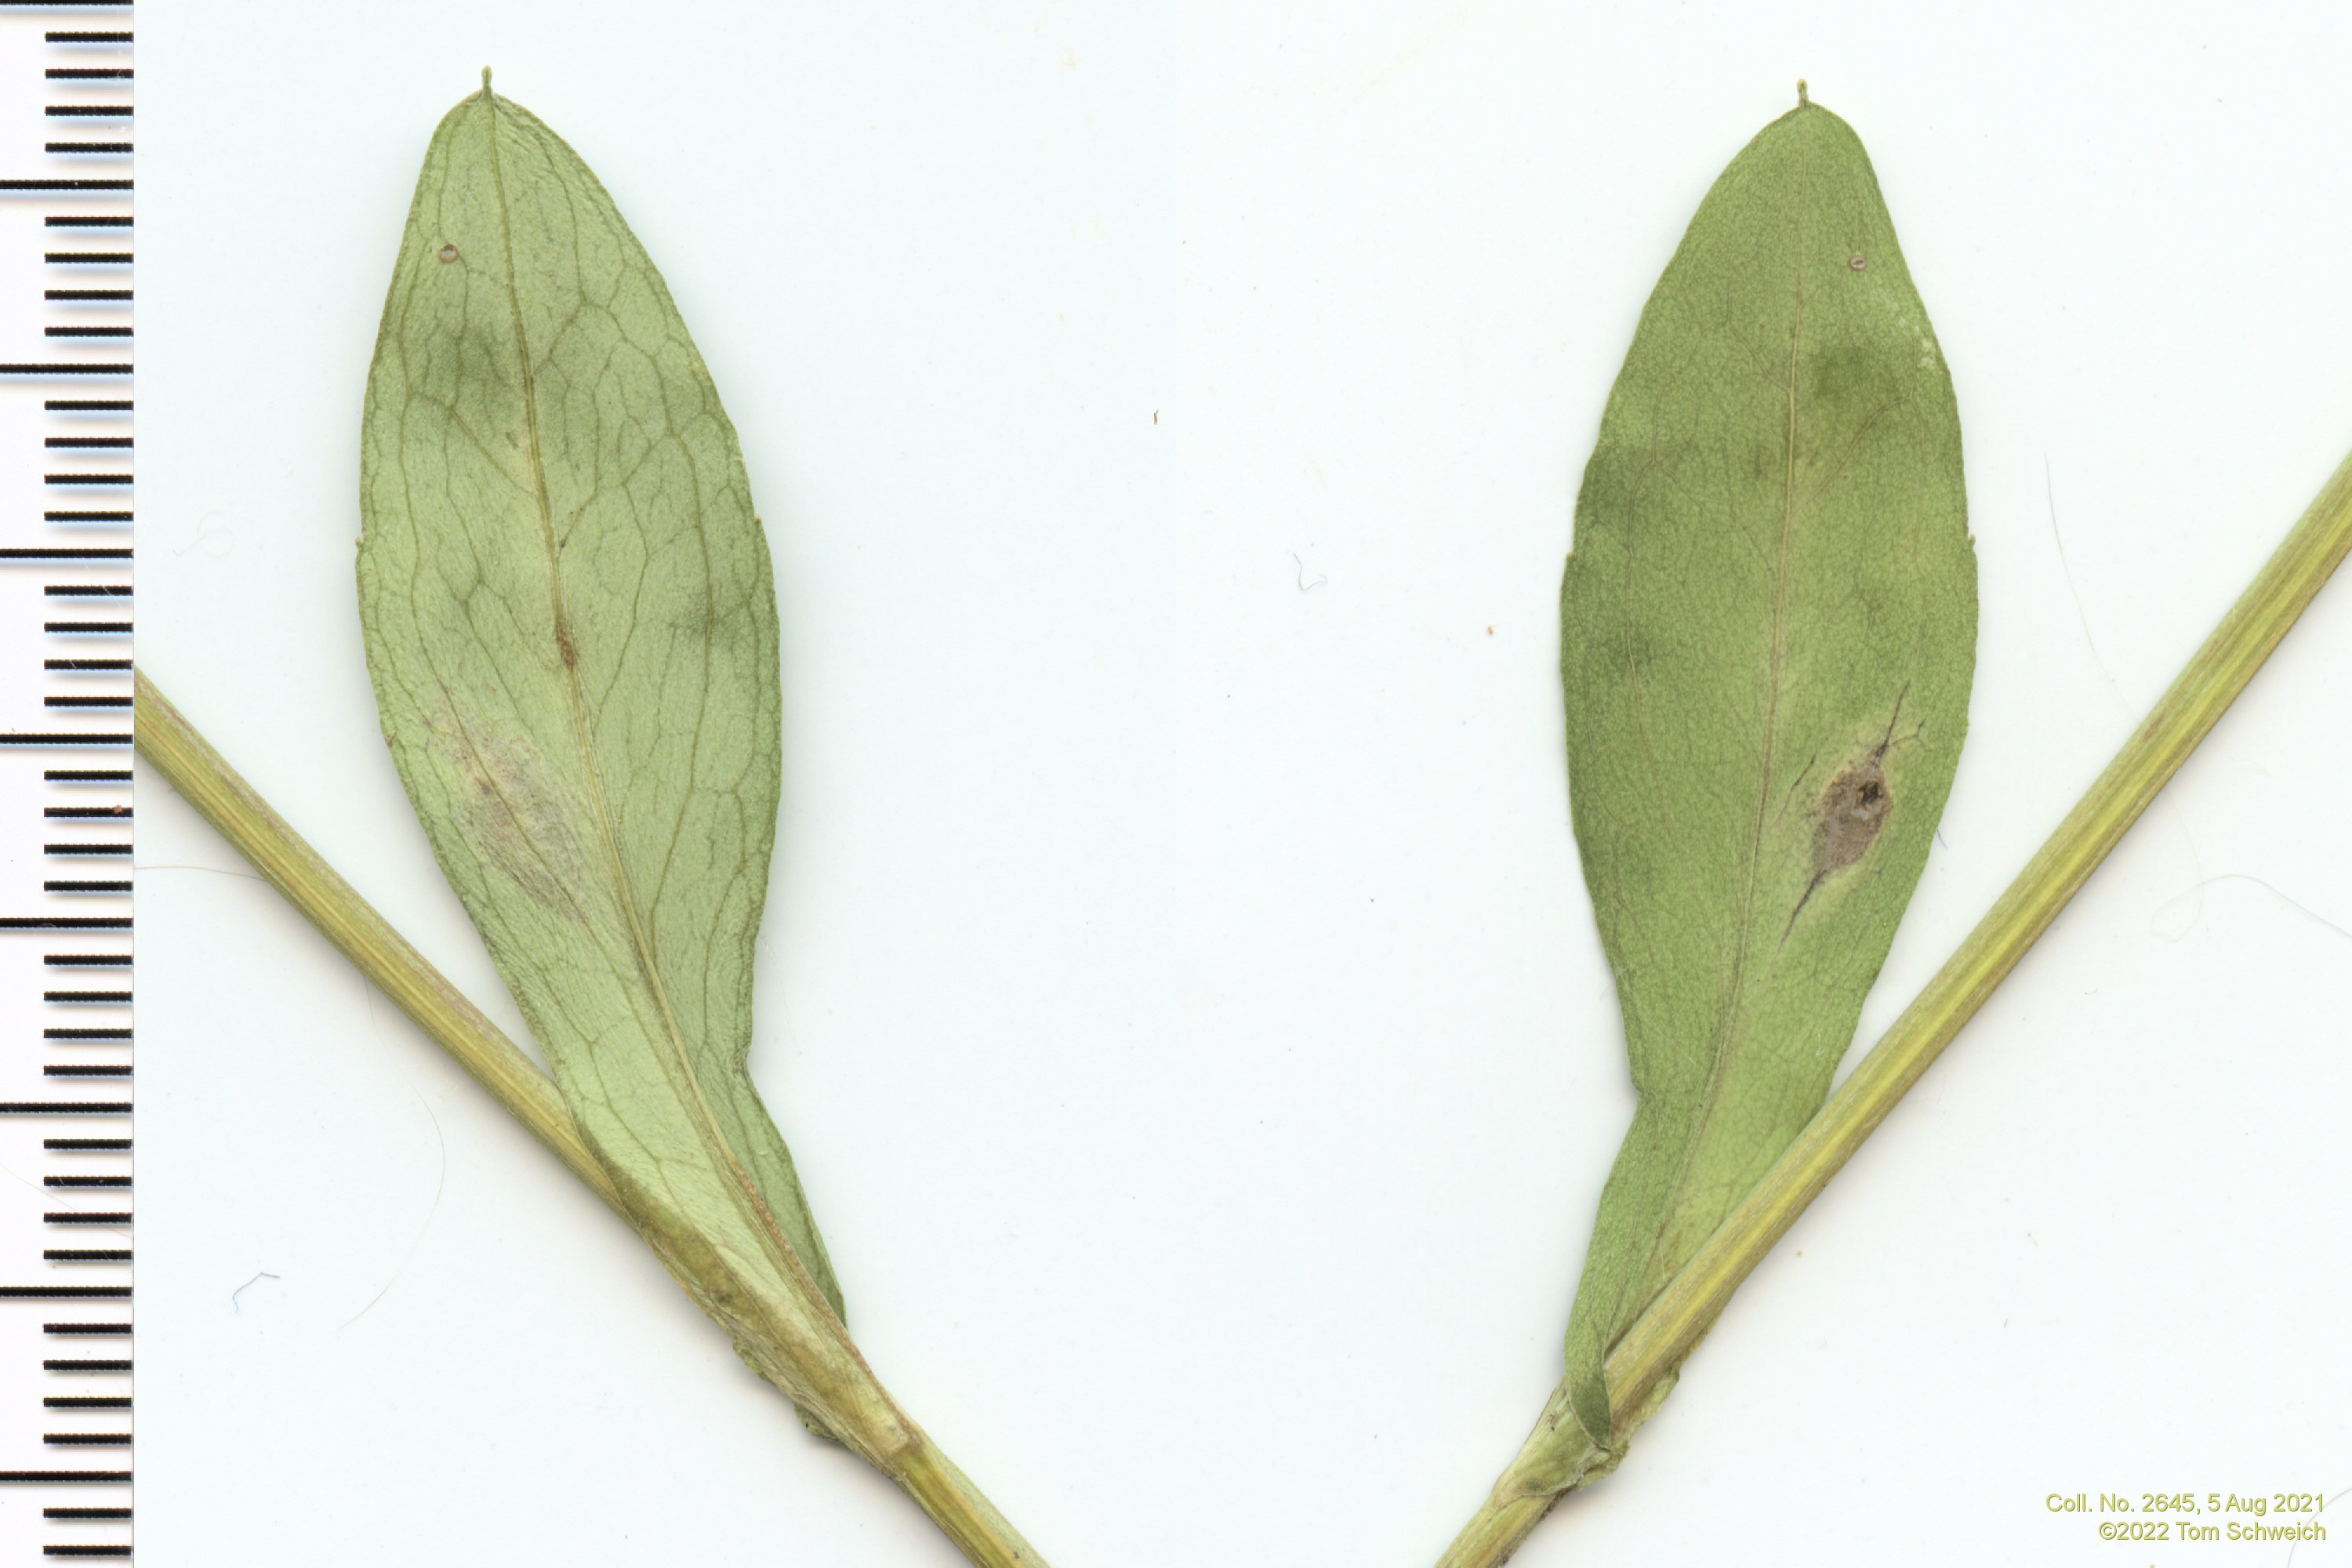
(1438, 443), (2352, 1568)
(134, 672), (620, 1214)
(134, 670), (1051, 1568)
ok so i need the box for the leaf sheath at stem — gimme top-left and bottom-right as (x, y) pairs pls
(133, 670), (1054, 1568)
(1436, 444), (2352, 1568)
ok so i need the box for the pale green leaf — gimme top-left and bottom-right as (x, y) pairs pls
(355, 82), (845, 1377)
(1558, 96), (1977, 1447)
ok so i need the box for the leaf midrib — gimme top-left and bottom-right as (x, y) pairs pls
(477, 89), (783, 1254)
(1619, 109), (1815, 1325)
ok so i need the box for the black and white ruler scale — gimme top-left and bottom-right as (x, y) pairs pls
(0, 4), (131, 1561)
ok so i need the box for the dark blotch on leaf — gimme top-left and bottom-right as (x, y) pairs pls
(1816, 763), (1891, 873)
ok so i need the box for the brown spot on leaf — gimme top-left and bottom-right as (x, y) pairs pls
(555, 618), (576, 670)
(1781, 690), (1916, 943)
(1815, 762), (1891, 873)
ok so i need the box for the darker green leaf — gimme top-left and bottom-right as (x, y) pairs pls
(1559, 96), (1977, 1448)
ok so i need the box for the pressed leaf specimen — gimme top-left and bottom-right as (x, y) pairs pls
(193, 77), (1047, 1568)
(1552, 89), (1976, 1460)
(354, 78), (856, 1410)
(1433, 87), (2352, 1568)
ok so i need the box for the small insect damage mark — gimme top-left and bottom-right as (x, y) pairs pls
(437, 243), (458, 263)
(1782, 687), (1916, 940)
(1847, 252), (1866, 270)
(1815, 764), (1890, 873)
(555, 616), (576, 670)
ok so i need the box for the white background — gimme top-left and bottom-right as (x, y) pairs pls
(135, 4), (2349, 1565)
